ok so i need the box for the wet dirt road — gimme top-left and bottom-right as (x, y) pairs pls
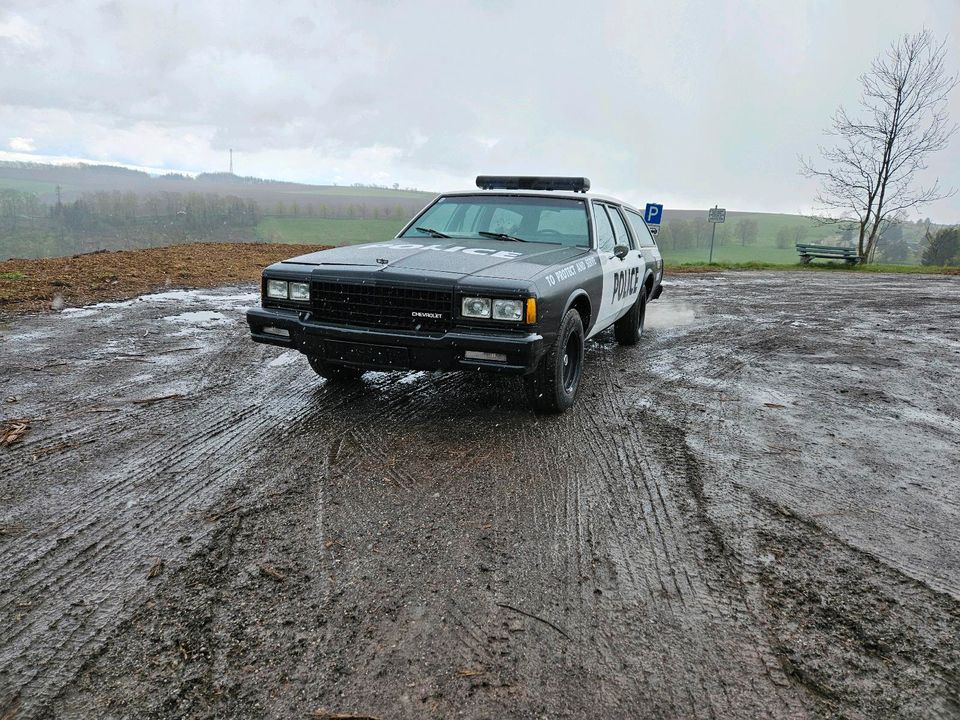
(1, 272), (959, 719)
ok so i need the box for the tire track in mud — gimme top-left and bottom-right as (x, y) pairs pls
(1, 296), (463, 716)
(654, 275), (960, 717)
(746, 487), (960, 719)
(3, 365), (483, 716)
(0, 376), (321, 712)
(5, 274), (960, 718)
(289, 318), (810, 717)
(577, 335), (804, 718)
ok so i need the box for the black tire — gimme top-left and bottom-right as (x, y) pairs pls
(524, 309), (585, 413)
(614, 289), (647, 346)
(307, 355), (366, 382)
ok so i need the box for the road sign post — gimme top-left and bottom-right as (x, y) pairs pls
(707, 206), (726, 263)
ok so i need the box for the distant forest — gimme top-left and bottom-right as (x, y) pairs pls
(0, 161), (433, 258)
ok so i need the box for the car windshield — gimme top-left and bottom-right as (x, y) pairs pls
(402, 195), (590, 248)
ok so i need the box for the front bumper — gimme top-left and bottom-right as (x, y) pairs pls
(247, 307), (544, 374)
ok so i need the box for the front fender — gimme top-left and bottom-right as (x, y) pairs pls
(562, 289), (592, 332)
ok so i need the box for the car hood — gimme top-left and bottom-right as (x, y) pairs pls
(279, 238), (589, 282)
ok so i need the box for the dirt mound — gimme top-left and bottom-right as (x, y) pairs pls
(0, 242), (327, 316)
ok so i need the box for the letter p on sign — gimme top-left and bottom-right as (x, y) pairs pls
(644, 203), (663, 225)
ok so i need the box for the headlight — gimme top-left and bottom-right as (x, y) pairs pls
(266, 279), (309, 301)
(289, 282), (310, 301)
(267, 279), (288, 299)
(493, 299), (524, 322)
(462, 297), (492, 318)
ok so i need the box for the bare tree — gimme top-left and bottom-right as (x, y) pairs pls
(801, 30), (957, 262)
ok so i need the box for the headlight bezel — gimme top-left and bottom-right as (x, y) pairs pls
(492, 299), (524, 322)
(266, 279), (289, 299)
(460, 294), (535, 324)
(264, 277), (310, 303)
(288, 281), (310, 301)
(461, 296), (492, 319)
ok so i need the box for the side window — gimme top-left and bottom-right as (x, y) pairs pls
(606, 205), (634, 249)
(593, 203), (616, 252)
(625, 209), (657, 248)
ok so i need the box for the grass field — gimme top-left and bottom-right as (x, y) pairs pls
(658, 211), (840, 266)
(660, 244), (800, 265)
(657, 209), (930, 266)
(254, 217), (406, 245)
(667, 260), (956, 274)
(0, 177), (65, 195)
(274, 185), (434, 199)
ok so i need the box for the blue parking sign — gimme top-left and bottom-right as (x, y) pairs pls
(644, 203), (663, 225)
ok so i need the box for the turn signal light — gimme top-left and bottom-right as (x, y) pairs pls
(526, 297), (537, 324)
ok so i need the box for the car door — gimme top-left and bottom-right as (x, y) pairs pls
(624, 208), (663, 292)
(592, 201), (645, 335)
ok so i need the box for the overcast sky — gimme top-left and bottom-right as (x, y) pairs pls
(1, 0), (959, 220)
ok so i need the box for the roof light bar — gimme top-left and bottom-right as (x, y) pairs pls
(476, 176), (591, 193)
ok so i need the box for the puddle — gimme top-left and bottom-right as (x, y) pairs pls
(648, 302), (697, 329)
(267, 352), (299, 368)
(163, 311), (230, 326)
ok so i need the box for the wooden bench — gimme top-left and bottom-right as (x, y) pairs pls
(796, 243), (861, 265)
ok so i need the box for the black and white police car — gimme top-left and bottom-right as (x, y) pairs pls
(247, 176), (663, 412)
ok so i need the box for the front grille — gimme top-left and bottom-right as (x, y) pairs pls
(311, 279), (453, 332)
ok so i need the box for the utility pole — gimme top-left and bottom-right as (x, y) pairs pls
(229, 149), (233, 174)
(709, 206), (717, 263)
(56, 184), (64, 245)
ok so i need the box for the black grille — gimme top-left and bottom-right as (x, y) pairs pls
(311, 280), (453, 332)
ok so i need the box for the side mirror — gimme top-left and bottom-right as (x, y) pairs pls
(614, 245), (629, 260)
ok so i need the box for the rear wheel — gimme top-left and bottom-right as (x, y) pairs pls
(307, 355), (366, 382)
(614, 289), (647, 345)
(524, 309), (584, 413)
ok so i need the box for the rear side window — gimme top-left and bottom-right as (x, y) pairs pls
(593, 203), (616, 253)
(606, 205), (634, 249)
(624, 209), (658, 248)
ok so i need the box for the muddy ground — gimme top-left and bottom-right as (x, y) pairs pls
(0, 272), (958, 719)
(0, 243), (325, 315)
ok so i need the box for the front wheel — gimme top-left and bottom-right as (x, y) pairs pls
(524, 309), (584, 413)
(614, 289), (647, 345)
(307, 355), (366, 383)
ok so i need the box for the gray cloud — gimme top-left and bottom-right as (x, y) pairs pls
(1, 0), (958, 219)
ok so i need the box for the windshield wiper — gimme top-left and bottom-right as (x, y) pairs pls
(415, 226), (450, 238)
(478, 231), (529, 243)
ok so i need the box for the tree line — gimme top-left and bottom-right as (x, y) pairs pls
(655, 218), (804, 251)
(266, 201), (411, 220)
(1, 187), (259, 232)
(0, 187), (419, 258)
(0, 188), (262, 258)
(921, 226), (960, 266)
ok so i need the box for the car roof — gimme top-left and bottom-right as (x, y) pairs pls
(436, 188), (643, 214)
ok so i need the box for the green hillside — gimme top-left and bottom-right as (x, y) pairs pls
(255, 217), (406, 245)
(656, 210), (931, 266)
